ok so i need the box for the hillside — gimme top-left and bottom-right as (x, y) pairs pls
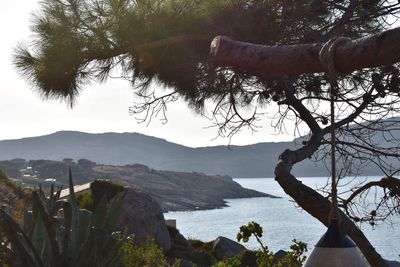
(0, 131), (315, 177)
(0, 159), (274, 211)
(0, 130), (397, 177)
(0, 170), (31, 222)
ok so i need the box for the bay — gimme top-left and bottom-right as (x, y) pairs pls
(164, 177), (400, 260)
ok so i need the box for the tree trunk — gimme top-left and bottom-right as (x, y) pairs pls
(274, 142), (388, 267)
(210, 27), (400, 76)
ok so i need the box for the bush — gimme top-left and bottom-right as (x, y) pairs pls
(0, 168), (23, 192)
(121, 238), (170, 267)
(90, 179), (126, 207)
(76, 191), (94, 210)
(214, 221), (308, 267)
(0, 168), (8, 180)
(188, 239), (213, 252)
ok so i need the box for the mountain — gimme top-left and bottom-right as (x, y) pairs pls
(0, 130), (394, 177)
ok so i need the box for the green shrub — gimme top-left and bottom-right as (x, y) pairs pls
(0, 168), (8, 180)
(90, 179), (126, 207)
(76, 191), (94, 210)
(121, 238), (170, 267)
(188, 238), (213, 252)
(237, 250), (257, 267)
(0, 168), (23, 192)
(214, 221), (308, 267)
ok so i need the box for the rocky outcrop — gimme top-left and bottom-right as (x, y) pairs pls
(115, 188), (171, 251)
(212, 236), (246, 261)
(2, 158), (277, 212)
(167, 226), (216, 267)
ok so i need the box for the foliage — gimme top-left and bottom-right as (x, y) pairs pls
(14, 0), (392, 107)
(90, 179), (126, 207)
(0, 168), (21, 192)
(233, 222), (307, 267)
(0, 168), (8, 180)
(13, 1), (400, 225)
(237, 221), (267, 253)
(188, 238), (214, 253)
(0, 170), (127, 267)
(77, 178), (126, 211)
(121, 238), (170, 267)
(76, 191), (94, 210)
(12, 1), (400, 264)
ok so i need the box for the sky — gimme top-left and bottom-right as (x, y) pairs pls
(0, 1), (298, 147)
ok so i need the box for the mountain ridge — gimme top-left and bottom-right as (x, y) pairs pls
(0, 130), (392, 177)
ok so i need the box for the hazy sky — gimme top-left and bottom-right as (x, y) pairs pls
(0, 1), (299, 147)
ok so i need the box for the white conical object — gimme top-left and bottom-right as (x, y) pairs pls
(303, 219), (370, 267)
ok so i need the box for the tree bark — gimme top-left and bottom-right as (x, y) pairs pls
(210, 27), (400, 267)
(210, 27), (400, 76)
(275, 145), (388, 267)
(272, 83), (389, 266)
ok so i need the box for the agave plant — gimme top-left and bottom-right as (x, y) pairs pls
(0, 169), (127, 267)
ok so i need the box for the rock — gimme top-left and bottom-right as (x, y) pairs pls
(273, 250), (288, 263)
(167, 226), (216, 266)
(167, 225), (192, 258)
(386, 260), (400, 267)
(238, 250), (258, 267)
(115, 188), (171, 251)
(212, 236), (246, 260)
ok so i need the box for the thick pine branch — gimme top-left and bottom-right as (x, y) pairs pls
(210, 27), (400, 75)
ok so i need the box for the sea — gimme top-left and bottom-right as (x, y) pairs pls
(164, 177), (400, 260)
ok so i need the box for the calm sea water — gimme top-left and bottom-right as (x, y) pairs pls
(164, 177), (400, 260)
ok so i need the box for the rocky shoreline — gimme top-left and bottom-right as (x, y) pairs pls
(1, 159), (278, 212)
(92, 163), (278, 212)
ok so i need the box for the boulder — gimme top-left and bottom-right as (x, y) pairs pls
(273, 250), (288, 263)
(212, 236), (246, 260)
(115, 188), (171, 251)
(167, 226), (216, 266)
(386, 260), (400, 267)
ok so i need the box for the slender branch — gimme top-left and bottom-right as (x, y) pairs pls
(343, 177), (400, 207)
(281, 79), (321, 133)
(322, 0), (360, 40)
(322, 88), (377, 135)
(322, 140), (400, 158)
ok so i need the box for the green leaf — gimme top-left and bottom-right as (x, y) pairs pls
(23, 210), (34, 234)
(92, 195), (108, 228)
(105, 191), (126, 231)
(32, 191), (62, 267)
(68, 167), (80, 255)
(76, 209), (92, 249)
(62, 201), (72, 262)
(0, 209), (44, 267)
(31, 212), (49, 263)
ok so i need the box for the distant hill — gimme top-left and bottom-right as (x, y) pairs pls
(0, 159), (273, 211)
(0, 130), (395, 177)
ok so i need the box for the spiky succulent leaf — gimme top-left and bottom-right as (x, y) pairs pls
(32, 191), (61, 266)
(91, 195), (108, 228)
(0, 209), (44, 267)
(105, 191), (126, 232)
